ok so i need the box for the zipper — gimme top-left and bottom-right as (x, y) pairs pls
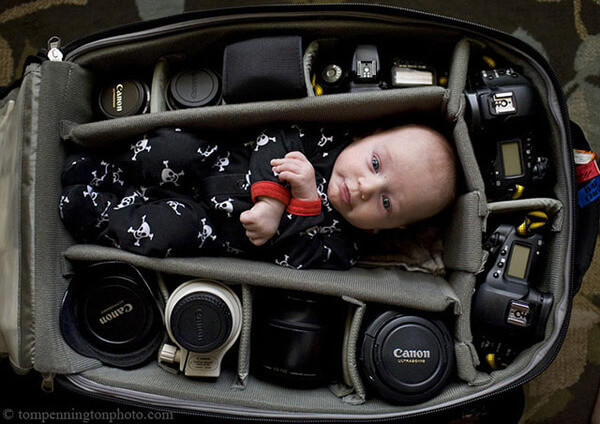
(57, 373), (474, 423)
(41, 372), (55, 393)
(40, 3), (578, 421)
(46, 37), (63, 62)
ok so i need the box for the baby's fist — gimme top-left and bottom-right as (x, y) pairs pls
(271, 152), (319, 201)
(240, 197), (285, 246)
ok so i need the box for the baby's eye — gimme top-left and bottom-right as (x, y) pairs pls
(372, 156), (380, 172)
(382, 195), (391, 210)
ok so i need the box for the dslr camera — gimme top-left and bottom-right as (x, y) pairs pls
(465, 68), (549, 200)
(315, 44), (384, 94)
(314, 44), (438, 95)
(472, 223), (553, 369)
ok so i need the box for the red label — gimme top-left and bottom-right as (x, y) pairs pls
(576, 160), (600, 184)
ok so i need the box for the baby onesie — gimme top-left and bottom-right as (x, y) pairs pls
(60, 125), (360, 270)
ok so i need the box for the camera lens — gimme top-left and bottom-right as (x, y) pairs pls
(170, 292), (232, 353)
(164, 280), (241, 354)
(359, 312), (454, 404)
(82, 278), (153, 350)
(59, 261), (164, 368)
(98, 79), (150, 119)
(166, 69), (221, 109)
(253, 291), (342, 387)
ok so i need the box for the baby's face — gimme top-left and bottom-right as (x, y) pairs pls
(327, 126), (453, 230)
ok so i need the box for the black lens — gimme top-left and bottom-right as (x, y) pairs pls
(81, 277), (152, 350)
(98, 80), (149, 119)
(252, 291), (342, 387)
(167, 69), (221, 109)
(60, 262), (164, 368)
(360, 312), (454, 404)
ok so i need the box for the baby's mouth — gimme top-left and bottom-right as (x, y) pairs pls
(340, 180), (352, 207)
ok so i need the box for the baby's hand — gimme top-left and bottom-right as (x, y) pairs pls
(271, 152), (319, 201)
(240, 197), (286, 246)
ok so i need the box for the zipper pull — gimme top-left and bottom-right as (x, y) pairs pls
(41, 372), (55, 393)
(47, 36), (63, 62)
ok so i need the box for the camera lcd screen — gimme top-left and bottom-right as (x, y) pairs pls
(501, 141), (523, 177)
(507, 243), (531, 280)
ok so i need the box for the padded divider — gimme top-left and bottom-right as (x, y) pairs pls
(447, 271), (491, 386)
(329, 296), (367, 405)
(32, 61), (103, 375)
(487, 198), (564, 232)
(453, 117), (487, 202)
(233, 284), (253, 390)
(150, 58), (170, 113)
(63, 245), (459, 312)
(302, 40), (318, 97)
(446, 39), (470, 122)
(61, 86), (447, 147)
(443, 191), (485, 274)
(64, 245), (458, 313)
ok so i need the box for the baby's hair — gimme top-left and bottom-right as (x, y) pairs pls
(398, 123), (458, 218)
(425, 125), (458, 208)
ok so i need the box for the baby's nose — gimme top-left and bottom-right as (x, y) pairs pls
(358, 177), (380, 200)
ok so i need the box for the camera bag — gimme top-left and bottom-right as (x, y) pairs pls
(1, 3), (598, 421)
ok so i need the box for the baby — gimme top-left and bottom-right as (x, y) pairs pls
(60, 124), (456, 270)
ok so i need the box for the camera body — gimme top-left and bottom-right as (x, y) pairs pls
(472, 224), (553, 342)
(349, 44), (382, 92)
(465, 68), (549, 200)
(314, 44), (437, 94)
(158, 280), (242, 378)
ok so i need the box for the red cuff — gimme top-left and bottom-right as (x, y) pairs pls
(251, 181), (290, 205)
(287, 198), (322, 216)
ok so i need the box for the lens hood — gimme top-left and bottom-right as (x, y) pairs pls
(359, 311), (454, 404)
(252, 290), (342, 387)
(60, 261), (164, 368)
(164, 280), (242, 354)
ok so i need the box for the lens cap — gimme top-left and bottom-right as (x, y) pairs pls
(170, 292), (233, 353)
(60, 261), (164, 368)
(98, 80), (149, 119)
(167, 69), (221, 109)
(360, 312), (454, 404)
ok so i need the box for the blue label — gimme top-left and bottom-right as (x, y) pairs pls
(578, 176), (600, 208)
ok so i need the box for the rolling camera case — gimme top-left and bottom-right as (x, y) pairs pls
(1, 3), (598, 421)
